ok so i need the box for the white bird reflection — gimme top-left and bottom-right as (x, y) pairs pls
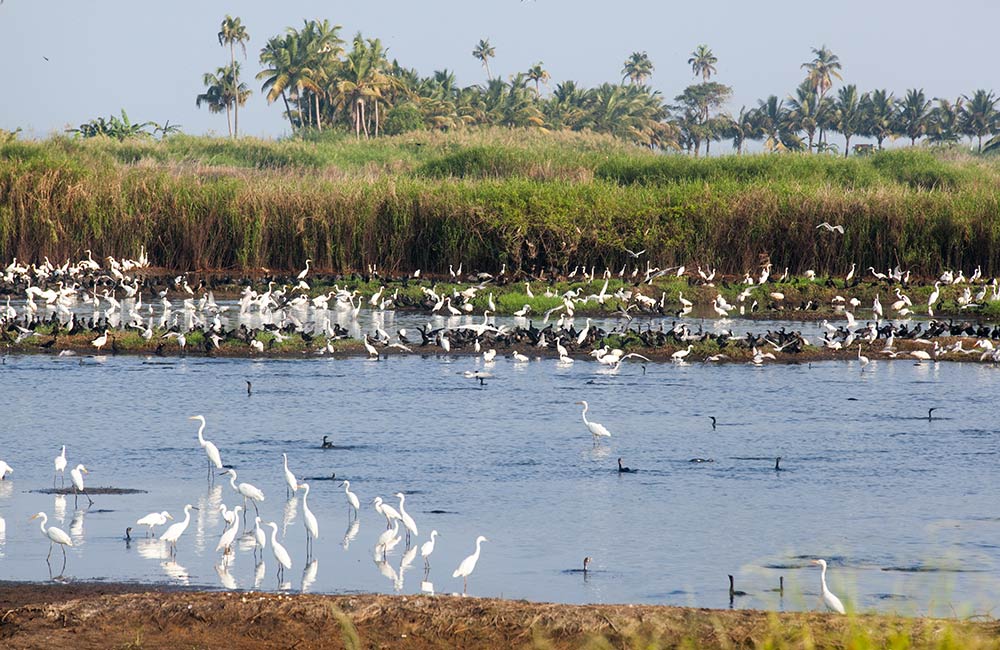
(282, 497), (298, 537)
(254, 560), (266, 589)
(137, 539), (170, 560)
(161, 560), (190, 585)
(301, 559), (318, 593)
(196, 485), (224, 554)
(0, 480), (13, 500)
(342, 519), (360, 550)
(397, 545), (418, 592)
(215, 559), (237, 590)
(53, 495), (67, 523)
(70, 509), (86, 544)
(375, 558), (398, 588)
(0, 515), (5, 557)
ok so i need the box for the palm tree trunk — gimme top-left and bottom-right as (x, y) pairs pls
(844, 135), (851, 157)
(231, 43), (238, 138)
(374, 100), (379, 138)
(281, 91), (295, 132)
(485, 60), (492, 81)
(315, 93), (322, 131)
(226, 104), (232, 138)
(978, 134), (983, 153)
(360, 100), (369, 138)
(354, 100), (361, 139)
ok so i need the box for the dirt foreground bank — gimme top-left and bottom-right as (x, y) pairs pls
(1, 583), (998, 650)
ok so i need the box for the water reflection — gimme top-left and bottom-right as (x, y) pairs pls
(342, 519), (360, 550)
(161, 560), (189, 585)
(70, 509), (85, 544)
(282, 497), (298, 537)
(301, 559), (318, 593)
(215, 559), (237, 590)
(254, 559), (266, 589)
(53, 495), (67, 523)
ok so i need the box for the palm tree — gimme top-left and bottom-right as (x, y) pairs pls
(801, 46), (842, 108)
(526, 62), (550, 96)
(755, 95), (790, 152)
(723, 106), (759, 154)
(860, 89), (896, 150)
(895, 88), (932, 146)
(196, 69), (231, 136)
(218, 15), (250, 137)
(621, 51), (654, 85)
(257, 33), (304, 131)
(687, 45), (718, 81)
(472, 39), (496, 81)
(787, 80), (820, 152)
(929, 97), (963, 144)
(959, 89), (999, 152)
(833, 85), (865, 157)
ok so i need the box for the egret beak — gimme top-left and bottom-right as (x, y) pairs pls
(166, 514), (174, 520)
(82, 468), (89, 474)
(29, 514), (39, 521)
(190, 507), (200, 511)
(810, 560), (820, 566)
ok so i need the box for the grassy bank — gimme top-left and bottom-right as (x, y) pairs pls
(3, 130), (1000, 275)
(1, 586), (999, 649)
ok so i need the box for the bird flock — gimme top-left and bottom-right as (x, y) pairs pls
(3, 415), (490, 596)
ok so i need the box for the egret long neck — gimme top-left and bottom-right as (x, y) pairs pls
(37, 513), (48, 533)
(196, 421), (206, 444)
(820, 564), (829, 591)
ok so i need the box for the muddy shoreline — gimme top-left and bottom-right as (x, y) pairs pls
(0, 582), (997, 649)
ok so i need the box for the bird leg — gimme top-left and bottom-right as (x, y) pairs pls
(463, 576), (468, 595)
(61, 545), (67, 574)
(47, 541), (53, 563)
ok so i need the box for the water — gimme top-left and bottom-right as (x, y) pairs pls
(1, 350), (998, 616)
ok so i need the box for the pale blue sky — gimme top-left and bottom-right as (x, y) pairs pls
(1, 0), (997, 139)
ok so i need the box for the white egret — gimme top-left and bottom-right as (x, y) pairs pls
(136, 511), (173, 537)
(267, 521), (292, 580)
(395, 492), (419, 544)
(811, 559), (846, 614)
(0, 460), (12, 480)
(858, 345), (870, 372)
(282, 453), (299, 498)
(928, 281), (941, 315)
(253, 516), (267, 561)
(30, 512), (73, 568)
(374, 496), (401, 528)
(421, 530), (439, 570)
(189, 415), (223, 480)
(300, 483), (319, 558)
(453, 535), (488, 594)
(340, 480), (360, 518)
(671, 345), (694, 362)
(70, 464), (92, 506)
(575, 400), (612, 443)
(215, 506), (243, 556)
(53, 445), (67, 486)
(225, 469), (265, 519)
(160, 504), (196, 556)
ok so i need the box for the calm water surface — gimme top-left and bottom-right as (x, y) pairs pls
(1, 349), (998, 616)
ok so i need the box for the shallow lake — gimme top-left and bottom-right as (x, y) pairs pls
(1, 349), (998, 616)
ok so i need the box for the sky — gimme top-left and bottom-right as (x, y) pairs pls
(1, 0), (998, 140)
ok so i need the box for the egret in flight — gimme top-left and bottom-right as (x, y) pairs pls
(575, 401), (612, 444)
(811, 559), (846, 614)
(453, 535), (488, 594)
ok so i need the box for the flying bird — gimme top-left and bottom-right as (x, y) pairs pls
(816, 222), (845, 234)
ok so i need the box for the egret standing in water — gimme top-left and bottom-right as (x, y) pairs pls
(575, 401), (612, 444)
(299, 483), (319, 559)
(811, 559), (846, 614)
(225, 469), (265, 521)
(160, 504), (196, 557)
(70, 464), (92, 506)
(53, 446), (67, 487)
(30, 512), (72, 571)
(267, 521), (293, 581)
(189, 415), (223, 481)
(215, 506), (243, 557)
(340, 480), (360, 519)
(282, 453), (299, 498)
(395, 492), (418, 545)
(453, 535), (488, 595)
(135, 511), (173, 537)
(421, 530), (439, 570)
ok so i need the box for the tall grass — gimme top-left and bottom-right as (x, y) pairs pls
(3, 132), (1000, 274)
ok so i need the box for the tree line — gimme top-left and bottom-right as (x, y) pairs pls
(190, 17), (998, 154)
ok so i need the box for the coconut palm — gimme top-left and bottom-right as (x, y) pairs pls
(257, 33), (305, 131)
(472, 39), (496, 81)
(928, 97), (963, 144)
(197, 65), (249, 137)
(787, 80), (821, 151)
(723, 106), (759, 154)
(801, 46), (842, 106)
(621, 51), (654, 85)
(217, 15), (250, 137)
(526, 62), (550, 96)
(959, 89), (999, 152)
(755, 95), (790, 152)
(860, 89), (896, 150)
(687, 45), (718, 81)
(895, 88), (932, 146)
(833, 85), (865, 157)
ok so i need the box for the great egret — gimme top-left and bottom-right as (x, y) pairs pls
(189, 415), (223, 480)
(575, 401), (612, 443)
(453, 535), (488, 594)
(54, 446), (67, 487)
(421, 530), (439, 570)
(300, 483), (319, 559)
(374, 496), (401, 529)
(282, 453), (299, 498)
(671, 345), (694, 362)
(215, 506), (243, 556)
(858, 345), (870, 372)
(811, 559), (846, 614)
(340, 480), (360, 518)
(70, 464), (92, 506)
(225, 469), (265, 519)
(395, 492), (419, 544)
(267, 521), (292, 581)
(160, 504), (196, 556)
(30, 512), (72, 569)
(928, 281), (941, 314)
(253, 516), (267, 561)
(136, 511), (173, 537)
